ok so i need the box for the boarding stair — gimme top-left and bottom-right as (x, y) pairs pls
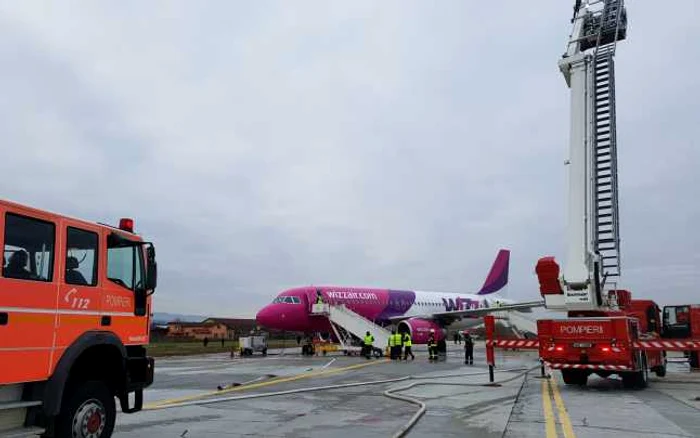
(312, 303), (391, 352)
(502, 311), (539, 339)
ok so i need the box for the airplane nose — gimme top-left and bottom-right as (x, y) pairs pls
(256, 306), (275, 328)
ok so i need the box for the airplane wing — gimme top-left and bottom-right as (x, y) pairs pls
(387, 300), (545, 326)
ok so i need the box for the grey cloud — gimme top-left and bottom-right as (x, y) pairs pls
(0, 1), (697, 317)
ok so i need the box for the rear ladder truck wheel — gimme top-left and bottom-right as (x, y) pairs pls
(654, 352), (667, 378)
(623, 352), (649, 389)
(54, 380), (116, 438)
(637, 353), (649, 388)
(561, 369), (587, 386)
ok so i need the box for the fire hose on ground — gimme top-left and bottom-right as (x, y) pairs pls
(146, 362), (541, 437)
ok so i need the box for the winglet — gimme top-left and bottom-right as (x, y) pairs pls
(477, 249), (510, 295)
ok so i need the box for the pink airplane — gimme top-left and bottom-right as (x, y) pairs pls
(256, 249), (543, 344)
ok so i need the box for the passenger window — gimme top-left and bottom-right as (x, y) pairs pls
(65, 227), (98, 286)
(107, 238), (144, 290)
(2, 213), (55, 282)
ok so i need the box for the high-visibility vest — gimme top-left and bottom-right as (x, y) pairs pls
(403, 334), (412, 347)
(394, 334), (403, 346)
(364, 335), (374, 345)
(388, 336), (395, 347)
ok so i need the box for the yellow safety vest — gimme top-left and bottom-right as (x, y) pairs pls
(394, 334), (403, 346)
(388, 336), (395, 347)
(364, 335), (374, 345)
(403, 334), (412, 347)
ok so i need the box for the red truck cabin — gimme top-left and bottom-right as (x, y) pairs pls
(663, 305), (700, 339)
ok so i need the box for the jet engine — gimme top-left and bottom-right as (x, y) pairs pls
(397, 318), (446, 344)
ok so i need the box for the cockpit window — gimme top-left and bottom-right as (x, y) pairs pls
(272, 296), (301, 304)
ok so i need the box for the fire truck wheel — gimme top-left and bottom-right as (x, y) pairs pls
(624, 353), (649, 389)
(637, 354), (649, 388)
(55, 380), (116, 438)
(654, 361), (667, 378)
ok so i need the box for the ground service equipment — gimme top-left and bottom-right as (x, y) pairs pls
(0, 199), (158, 437)
(239, 333), (268, 356)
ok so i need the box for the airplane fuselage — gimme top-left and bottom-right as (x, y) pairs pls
(255, 285), (514, 333)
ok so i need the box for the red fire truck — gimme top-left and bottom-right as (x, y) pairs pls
(0, 199), (157, 437)
(511, 0), (700, 389)
(536, 286), (666, 388)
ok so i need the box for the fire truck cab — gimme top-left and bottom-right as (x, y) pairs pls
(661, 305), (700, 368)
(0, 200), (157, 437)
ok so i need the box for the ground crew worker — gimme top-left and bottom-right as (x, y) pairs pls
(389, 329), (397, 359)
(464, 331), (474, 365)
(363, 331), (374, 359)
(393, 331), (403, 360)
(315, 289), (324, 304)
(403, 332), (414, 360)
(427, 330), (437, 361)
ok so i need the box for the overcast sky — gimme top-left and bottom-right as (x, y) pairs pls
(1, 1), (698, 318)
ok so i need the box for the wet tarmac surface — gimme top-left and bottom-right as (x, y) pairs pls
(114, 346), (700, 437)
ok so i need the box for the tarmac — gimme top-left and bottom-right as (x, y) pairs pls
(114, 346), (700, 437)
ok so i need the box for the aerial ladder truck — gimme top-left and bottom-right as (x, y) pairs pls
(531, 0), (700, 387)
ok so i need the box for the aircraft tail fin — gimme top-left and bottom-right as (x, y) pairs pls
(476, 249), (510, 295)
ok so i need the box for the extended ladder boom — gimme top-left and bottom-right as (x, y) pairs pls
(556, 0), (627, 311)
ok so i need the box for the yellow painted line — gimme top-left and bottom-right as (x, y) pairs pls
(145, 359), (390, 409)
(550, 377), (576, 438)
(541, 379), (558, 438)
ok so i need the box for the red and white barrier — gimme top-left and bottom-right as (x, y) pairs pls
(485, 339), (539, 349)
(486, 338), (700, 351)
(633, 340), (700, 351)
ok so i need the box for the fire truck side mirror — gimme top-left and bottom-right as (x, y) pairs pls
(145, 244), (157, 292)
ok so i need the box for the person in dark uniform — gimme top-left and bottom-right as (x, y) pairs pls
(427, 330), (437, 361)
(464, 331), (474, 365)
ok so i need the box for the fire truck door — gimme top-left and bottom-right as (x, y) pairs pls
(0, 210), (59, 384)
(53, 222), (103, 372)
(102, 231), (149, 345)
